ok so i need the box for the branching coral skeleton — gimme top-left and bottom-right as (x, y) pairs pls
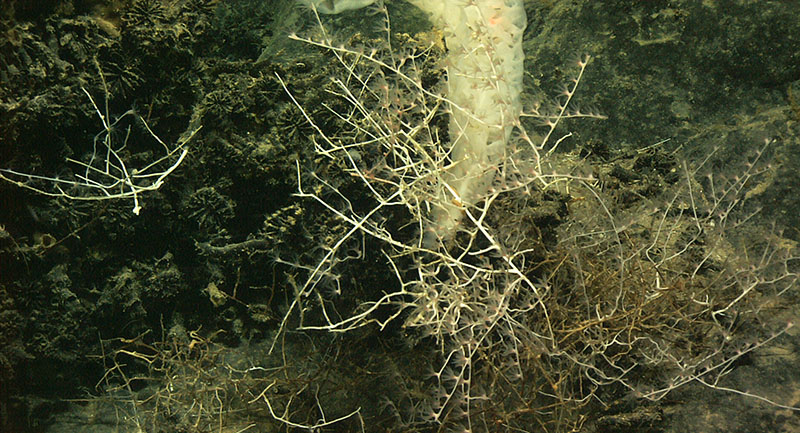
(272, 2), (800, 430)
(0, 64), (199, 214)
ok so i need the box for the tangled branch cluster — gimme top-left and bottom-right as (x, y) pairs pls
(271, 5), (799, 432)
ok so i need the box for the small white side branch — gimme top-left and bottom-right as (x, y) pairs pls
(1, 84), (199, 215)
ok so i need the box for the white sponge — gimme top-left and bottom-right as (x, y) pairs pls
(297, 0), (527, 243)
(414, 0), (527, 242)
